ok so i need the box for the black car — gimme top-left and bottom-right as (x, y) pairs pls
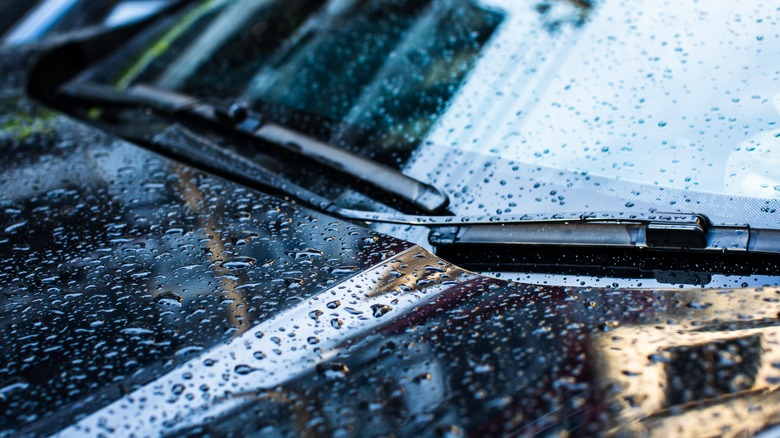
(2, 0), (780, 436)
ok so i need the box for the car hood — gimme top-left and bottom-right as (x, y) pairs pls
(2, 41), (780, 438)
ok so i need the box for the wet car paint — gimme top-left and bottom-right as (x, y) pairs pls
(58, 247), (476, 436)
(146, 281), (780, 437)
(2, 14), (780, 438)
(0, 46), (413, 435)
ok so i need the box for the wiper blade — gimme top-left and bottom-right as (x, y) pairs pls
(57, 81), (450, 215)
(429, 213), (780, 252)
(429, 213), (780, 278)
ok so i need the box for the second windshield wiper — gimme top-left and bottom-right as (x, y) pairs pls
(57, 81), (450, 215)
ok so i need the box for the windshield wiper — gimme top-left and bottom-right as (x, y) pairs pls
(428, 212), (780, 252)
(56, 81), (450, 215)
(428, 213), (780, 279)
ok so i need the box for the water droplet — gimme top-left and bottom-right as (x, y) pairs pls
(599, 321), (621, 332)
(4, 221), (28, 234)
(221, 256), (257, 270)
(0, 379), (29, 397)
(473, 363), (494, 374)
(371, 304), (392, 318)
(316, 362), (349, 378)
(120, 326), (154, 336)
(330, 266), (358, 275)
(234, 364), (256, 375)
(234, 211), (251, 221)
(413, 373), (432, 383)
(435, 424), (464, 438)
(153, 291), (183, 307)
(686, 301), (711, 309)
(233, 230), (259, 246)
(289, 248), (323, 260)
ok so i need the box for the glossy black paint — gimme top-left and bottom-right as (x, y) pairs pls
(0, 44), (411, 435)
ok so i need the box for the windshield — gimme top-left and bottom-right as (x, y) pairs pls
(95, 0), (780, 204)
(82, 0), (780, 287)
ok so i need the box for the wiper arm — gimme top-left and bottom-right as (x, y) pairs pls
(57, 81), (450, 215)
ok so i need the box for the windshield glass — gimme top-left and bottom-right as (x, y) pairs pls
(98, 0), (780, 203)
(83, 0), (780, 287)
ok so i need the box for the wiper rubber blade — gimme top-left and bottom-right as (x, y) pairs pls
(428, 213), (780, 279)
(428, 213), (780, 253)
(57, 81), (450, 215)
